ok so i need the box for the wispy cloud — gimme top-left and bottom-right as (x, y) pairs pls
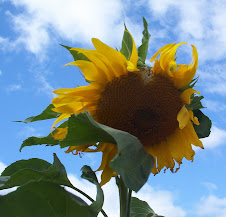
(0, 69), (2, 76)
(1, 0), (135, 57)
(6, 84), (21, 92)
(148, 0), (226, 63)
(0, 161), (6, 174)
(195, 194), (226, 217)
(17, 126), (41, 138)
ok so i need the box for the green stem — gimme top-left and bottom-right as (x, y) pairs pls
(126, 189), (132, 217)
(116, 176), (132, 217)
(68, 184), (108, 217)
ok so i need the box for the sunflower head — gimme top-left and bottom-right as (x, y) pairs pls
(51, 21), (211, 186)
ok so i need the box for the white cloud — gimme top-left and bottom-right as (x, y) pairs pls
(195, 195), (226, 217)
(202, 182), (218, 193)
(2, 0), (132, 56)
(67, 174), (186, 217)
(0, 69), (2, 76)
(17, 126), (41, 138)
(6, 84), (21, 92)
(203, 99), (226, 112)
(36, 74), (55, 98)
(148, 0), (226, 62)
(201, 126), (226, 150)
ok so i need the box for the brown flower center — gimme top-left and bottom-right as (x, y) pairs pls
(96, 69), (183, 146)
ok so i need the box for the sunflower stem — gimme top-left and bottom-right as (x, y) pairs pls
(116, 176), (131, 217)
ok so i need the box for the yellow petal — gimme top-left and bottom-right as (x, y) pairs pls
(177, 105), (190, 129)
(127, 30), (138, 68)
(52, 127), (68, 140)
(173, 45), (198, 89)
(180, 88), (200, 104)
(92, 38), (127, 75)
(66, 60), (107, 85)
(182, 121), (203, 148)
(188, 110), (200, 125)
(51, 113), (70, 132)
(127, 61), (139, 72)
(150, 43), (175, 62)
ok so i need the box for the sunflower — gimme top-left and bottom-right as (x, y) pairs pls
(51, 31), (203, 185)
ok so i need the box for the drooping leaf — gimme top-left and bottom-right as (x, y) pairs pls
(0, 154), (72, 190)
(131, 197), (164, 217)
(81, 165), (104, 216)
(15, 104), (61, 123)
(138, 17), (151, 64)
(193, 110), (212, 138)
(60, 111), (154, 192)
(60, 44), (90, 61)
(0, 181), (93, 217)
(120, 29), (133, 60)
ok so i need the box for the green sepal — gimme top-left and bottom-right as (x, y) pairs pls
(60, 44), (90, 61)
(0, 181), (93, 217)
(193, 110), (212, 138)
(81, 165), (104, 216)
(120, 28), (133, 60)
(138, 17), (151, 64)
(15, 104), (61, 123)
(179, 77), (199, 92)
(186, 95), (205, 111)
(131, 197), (164, 217)
(0, 154), (72, 190)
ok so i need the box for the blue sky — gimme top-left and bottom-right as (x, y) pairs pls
(1, 0), (226, 216)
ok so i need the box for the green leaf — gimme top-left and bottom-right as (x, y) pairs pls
(20, 134), (59, 151)
(81, 165), (104, 216)
(16, 104), (61, 123)
(0, 181), (93, 217)
(120, 29), (133, 60)
(60, 114), (116, 147)
(0, 154), (72, 190)
(138, 17), (151, 64)
(193, 110), (212, 138)
(60, 112), (154, 192)
(19, 121), (68, 151)
(186, 95), (205, 110)
(60, 44), (90, 61)
(131, 197), (164, 217)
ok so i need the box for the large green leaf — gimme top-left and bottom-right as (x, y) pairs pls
(193, 110), (212, 138)
(60, 44), (90, 61)
(81, 165), (104, 216)
(61, 112), (154, 192)
(120, 27), (133, 60)
(131, 197), (164, 217)
(0, 154), (72, 190)
(16, 104), (61, 123)
(138, 17), (151, 64)
(0, 181), (93, 217)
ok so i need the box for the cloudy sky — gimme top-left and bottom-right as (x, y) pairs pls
(0, 0), (226, 216)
